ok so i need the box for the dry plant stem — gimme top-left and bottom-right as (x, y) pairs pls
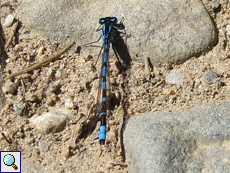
(1, 132), (12, 144)
(5, 21), (19, 50)
(4, 41), (75, 80)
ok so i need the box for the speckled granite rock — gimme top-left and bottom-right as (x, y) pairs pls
(124, 102), (230, 173)
(16, 0), (217, 65)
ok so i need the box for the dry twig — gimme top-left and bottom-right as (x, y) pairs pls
(1, 132), (12, 144)
(4, 41), (75, 80)
(4, 21), (19, 50)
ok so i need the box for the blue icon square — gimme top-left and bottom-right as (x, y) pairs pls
(0, 151), (21, 173)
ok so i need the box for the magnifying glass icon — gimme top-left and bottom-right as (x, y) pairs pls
(3, 154), (18, 170)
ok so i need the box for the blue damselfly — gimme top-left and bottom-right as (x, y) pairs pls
(87, 17), (125, 145)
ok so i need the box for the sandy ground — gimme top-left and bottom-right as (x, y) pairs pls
(0, 0), (230, 172)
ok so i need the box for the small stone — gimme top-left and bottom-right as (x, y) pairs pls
(204, 70), (219, 84)
(13, 103), (26, 115)
(46, 93), (57, 106)
(47, 83), (59, 93)
(68, 140), (77, 150)
(62, 145), (71, 159)
(155, 95), (166, 105)
(39, 141), (50, 152)
(64, 98), (76, 109)
(115, 91), (121, 104)
(14, 44), (21, 51)
(110, 77), (116, 85)
(107, 131), (117, 144)
(209, 0), (220, 9)
(226, 25), (230, 37)
(47, 68), (54, 78)
(46, 99), (54, 106)
(30, 109), (74, 134)
(55, 69), (65, 79)
(3, 14), (15, 27)
(38, 46), (45, 55)
(5, 104), (10, 109)
(29, 49), (36, 57)
(166, 70), (185, 85)
(3, 81), (17, 94)
(25, 93), (38, 102)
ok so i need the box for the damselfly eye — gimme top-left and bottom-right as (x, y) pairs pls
(99, 18), (106, 24)
(110, 17), (117, 24)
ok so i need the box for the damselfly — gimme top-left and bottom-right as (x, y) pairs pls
(87, 17), (125, 145)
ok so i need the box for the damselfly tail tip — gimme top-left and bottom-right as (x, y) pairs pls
(100, 140), (105, 145)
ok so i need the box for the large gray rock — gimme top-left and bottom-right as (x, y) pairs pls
(123, 102), (230, 173)
(16, 0), (217, 65)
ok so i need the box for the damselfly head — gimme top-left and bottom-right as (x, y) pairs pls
(99, 17), (117, 25)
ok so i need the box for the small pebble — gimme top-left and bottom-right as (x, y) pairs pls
(46, 98), (55, 106)
(3, 81), (17, 94)
(13, 103), (26, 115)
(46, 93), (57, 106)
(156, 95), (166, 105)
(38, 46), (45, 55)
(209, 0), (220, 9)
(166, 70), (185, 85)
(14, 44), (21, 51)
(117, 150), (122, 156)
(47, 83), (59, 93)
(62, 145), (71, 159)
(64, 98), (76, 109)
(55, 69), (65, 79)
(31, 71), (39, 80)
(107, 131), (117, 144)
(3, 14), (15, 27)
(68, 140), (78, 150)
(204, 70), (219, 84)
(39, 141), (50, 152)
(5, 104), (10, 109)
(29, 49), (36, 57)
(30, 109), (74, 134)
(110, 77), (116, 85)
(25, 93), (38, 102)
(169, 95), (177, 104)
(226, 25), (230, 37)
(46, 68), (54, 78)
(115, 91), (121, 104)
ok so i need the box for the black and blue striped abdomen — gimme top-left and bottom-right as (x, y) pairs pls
(99, 43), (110, 144)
